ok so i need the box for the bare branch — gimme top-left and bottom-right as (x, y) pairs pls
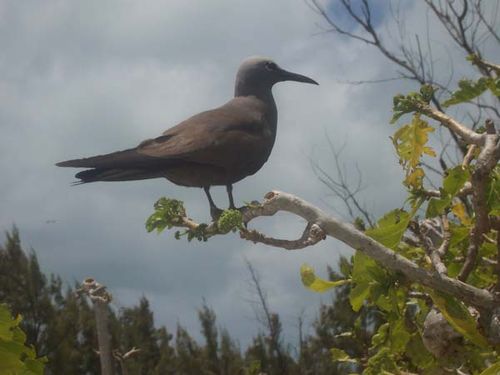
(458, 120), (500, 281)
(416, 219), (448, 275)
(240, 222), (326, 250)
(474, 0), (500, 44)
(462, 144), (478, 167)
(113, 348), (141, 375)
(310, 135), (375, 228)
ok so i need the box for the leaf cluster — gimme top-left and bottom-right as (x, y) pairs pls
(0, 304), (46, 375)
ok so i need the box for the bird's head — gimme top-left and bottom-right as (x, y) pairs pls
(235, 56), (318, 97)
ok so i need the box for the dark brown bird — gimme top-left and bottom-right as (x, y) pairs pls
(57, 57), (318, 219)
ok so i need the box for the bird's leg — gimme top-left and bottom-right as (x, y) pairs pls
(226, 184), (249, 226)
(204, 186), (223, 221)
(226, 184), (236, 210)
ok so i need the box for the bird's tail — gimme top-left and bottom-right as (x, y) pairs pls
(73, 168), (165, 183)
(56, 148), (148, 169)
(57, 147), (173, 183)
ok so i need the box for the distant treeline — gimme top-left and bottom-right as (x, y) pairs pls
(0, 227), (380, 374)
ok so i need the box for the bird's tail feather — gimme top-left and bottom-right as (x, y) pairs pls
(74, 168), (165, 183)
(56, 148), (156, 169)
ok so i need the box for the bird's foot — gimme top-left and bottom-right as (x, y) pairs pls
(234, 206), (251, 228)
(210, 207), (224, 222)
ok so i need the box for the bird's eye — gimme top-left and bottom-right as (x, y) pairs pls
(265, 62), (278, 71)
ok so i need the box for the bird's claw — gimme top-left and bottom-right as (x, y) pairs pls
(210, 207), (224, 222)
(235, 206), (250, 228)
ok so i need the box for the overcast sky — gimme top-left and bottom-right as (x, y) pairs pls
(1, 0), (499, 348)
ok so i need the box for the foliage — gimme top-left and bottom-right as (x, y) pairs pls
(145, 198), (186, 234)
(390, 85), (435, 124)
(4, 228), (356, 374)
(216, 209), (243, 233)
(0, 304), (46, 375)
(390, 114), (436, 189)
(146, 198), (244, 241)
(301, 53), (500, 373)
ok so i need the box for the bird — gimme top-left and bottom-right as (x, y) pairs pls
(57, 57), (318, 220)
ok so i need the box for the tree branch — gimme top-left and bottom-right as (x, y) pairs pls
(417, 102), (485, 145)
(458, 120), (500, 281)
(113, 348), (141, 375)
(241, 191), (496, 308)
(240, 222), (326, 250)
(163, 191), (496, 309)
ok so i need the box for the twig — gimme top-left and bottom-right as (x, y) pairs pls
(422, 182), (473, 198)
(437, 215), (451, 258)
(418, 218), (448, 275)
(240, 222), (326, 250)
(462, 145), (477, 167)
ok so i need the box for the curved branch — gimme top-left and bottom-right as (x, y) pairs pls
(239, 191), (497, 309)
(240, 222), (326, 250)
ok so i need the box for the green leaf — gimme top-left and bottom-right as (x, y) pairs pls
(330, 347), (357, 363)
(442, 166), (469, 196)
(0, 305), (45, 375)
(406, 334), (434, 369)
(300, 264), (349, 293)
(443, 78), (490, 107)
(366, 209), (411, 250)
(486, 166), (500, 215)
(364, 347), (399, 375)
(479, 360), (500, 375)
(349, 282), (371, 312)
(429, 291), (489, 348)
(217, 209), (243, 233)
(389, 319), (410, 352)
(391, 85), (436, 123)
(426, 197), (450, 217)
(349, 252), (387, 311)
(486, 78), (500, 97)
(371, 284), (393, 312)
(449, 224), (470, 247)
(145, 198), (186, 233)
(425, 166), (470, 218)
(371, 323), (390, 348)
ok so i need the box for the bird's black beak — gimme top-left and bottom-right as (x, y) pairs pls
(279, 68), (319, 85)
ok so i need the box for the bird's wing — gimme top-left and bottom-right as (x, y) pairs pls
(137, 98), (269, 167)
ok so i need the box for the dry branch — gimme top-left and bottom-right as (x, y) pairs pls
(77, 278), (114, 375)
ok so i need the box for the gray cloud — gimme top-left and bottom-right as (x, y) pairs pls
(2, 0), (498, 347)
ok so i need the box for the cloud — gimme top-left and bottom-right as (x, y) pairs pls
(2, 0), (497, 348)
